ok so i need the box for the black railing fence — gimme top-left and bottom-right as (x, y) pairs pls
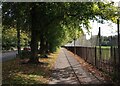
(64, 46), (118, 79)
(64, 20), (120, 81)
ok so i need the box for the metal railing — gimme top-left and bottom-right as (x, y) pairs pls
(64, 46), (119, 81)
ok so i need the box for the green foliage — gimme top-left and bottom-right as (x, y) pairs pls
(2, 28), (30, 50)
(2, 2), (118, 57)
(2, 28), (17, 50)
(20, 31), (30, 47)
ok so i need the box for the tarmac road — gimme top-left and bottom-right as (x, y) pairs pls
(1, 51), (18, 62)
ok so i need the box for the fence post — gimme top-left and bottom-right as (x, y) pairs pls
(95, 46), (97, 66)
(110, 36), (113, 75)
(117, 18), (120, 80)
(113, 47), (117, 80)
(74, 38), (76, 56)
(85, 47), (87, 61)
(98, 27), (102, 69)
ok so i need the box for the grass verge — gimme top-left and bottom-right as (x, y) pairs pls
(2, 49), (60, 85)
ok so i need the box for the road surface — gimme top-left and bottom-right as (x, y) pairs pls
(1, 51), (18, 62)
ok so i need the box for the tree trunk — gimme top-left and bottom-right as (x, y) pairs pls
(39, 35), (48, 58)
(16, 5), (21, 55)
(17, 27), (21, 55)
(40, 35), (46, 55)
(46, 40), (50, 54)
(29, 4), (39, 63)
(29, 30), (39, 63)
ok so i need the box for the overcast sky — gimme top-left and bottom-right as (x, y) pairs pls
(82, 20), (118, 39)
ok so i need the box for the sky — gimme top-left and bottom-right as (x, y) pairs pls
(82, 0), (120, 39)
(111, 0), (120, 3)
(82, 20), (118, 39)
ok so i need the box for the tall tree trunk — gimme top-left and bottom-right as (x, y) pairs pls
(40, 35), (46, 55)
(16, 5), (21, 55)
(17, 27), (21, 55)
(46, 40), (50, 54)
(29, 4), (39, 63)
(39, 34), (49, 57)
(29, 30), (39, 63)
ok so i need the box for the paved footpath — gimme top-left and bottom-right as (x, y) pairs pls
(49, 48), (110, 84)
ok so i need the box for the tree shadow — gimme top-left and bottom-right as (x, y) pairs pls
(2, 58), (51, 84)
(49, 65), (79, 84)
(49, 63), (113, 84)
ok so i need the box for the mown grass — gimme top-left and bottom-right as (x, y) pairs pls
(96, 46), (111, 49)
(96, 46), (111, 60)
(2, 50), (60, 85)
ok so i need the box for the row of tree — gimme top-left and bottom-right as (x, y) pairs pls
(2, 2), (118, 63)
(99, 35), (118, 46)
(2, 28), (30, 50)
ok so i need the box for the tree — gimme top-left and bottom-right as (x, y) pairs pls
(2, 2), (30, 54)
(2, 28), (30, 50)
(2, 2), (117, 63)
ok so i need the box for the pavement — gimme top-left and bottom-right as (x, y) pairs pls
(49, 48), (109, 84)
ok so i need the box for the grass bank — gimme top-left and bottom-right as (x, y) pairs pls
(2, 49), (60, 85)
